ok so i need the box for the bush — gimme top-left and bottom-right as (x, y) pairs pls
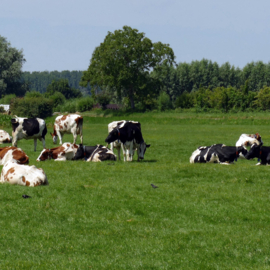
(0, 94), (16, 104)
(10, 97), (53, 118)
(157, 92), (172, 111)
(57, 100), (77, 113)
(77, 97), (94, 112)
(49, 91), (66, 108)
(175, 92), (194, 108)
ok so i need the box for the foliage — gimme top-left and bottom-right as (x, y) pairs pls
(45, 79), (82, 99)
(49, 91), (66, 108)
(0, 36), (28, 97)
(253, 86), (270, 110)
(157, 91), (172, 111)
(56, 100), (77, 113)
(22, 70), (91, 94)
(0, 94), (16, 104)
(76, 97), (95, 112)
(81, 26), (175, 109)
(25, 91), (43, 98)
(10, 96), (53, 118)
(175, 91), (194, 108)
(95, 92), (111, 110)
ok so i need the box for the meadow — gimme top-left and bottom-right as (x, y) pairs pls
(1, 111), (270, 269)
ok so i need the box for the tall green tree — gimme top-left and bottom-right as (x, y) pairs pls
(0, 36), (27, 97)
(81, 26), (175, 109)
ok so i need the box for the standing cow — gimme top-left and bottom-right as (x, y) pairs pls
(105, 121), (150, 161)
(51, 114), (83, 145)
(11, 116), (47, 151)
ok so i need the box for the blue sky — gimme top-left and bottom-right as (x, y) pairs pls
(1, 0), (270, 72)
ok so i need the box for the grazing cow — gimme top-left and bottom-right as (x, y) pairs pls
(0, 130), (12, 144)
(73, 144), (116, 162)
(244, 142), (270, 165)
(0, 146), (29, 165)
(190, 144), (248, 165)
(108, 120), (141, 160)
(11, 116), (47, 151)
(36, 142), (79, 161)
(0, 161), (48, 186)
(236, 133), (262, 158)
(105, 121), (150, 161)
(51, 114), (83, 145)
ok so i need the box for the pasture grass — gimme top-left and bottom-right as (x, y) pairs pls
(1, 111), (270, 269)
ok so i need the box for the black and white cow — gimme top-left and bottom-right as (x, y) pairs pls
(190, 144), (248, 165)
(11, 116), (47, 151)
(108, 120), (141, 161)
(236, 133), (262, 158)
(105, 121), (150, 161)
(244, 142), (270, 165)
(73, 144), (116, 162)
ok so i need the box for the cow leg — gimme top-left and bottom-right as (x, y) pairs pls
(121, 144), (127, 162)
(117, 146), (121, 161)
(73, 133), (77, 144)
(56, 130), (62, 144)
(42, 137), (46, 149)
(34, 139), (37, 152)
(80, 130), (83, 144)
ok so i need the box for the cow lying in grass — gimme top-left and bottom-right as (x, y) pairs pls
(236, 133), (262, 158)
(73, 144), (116, 162)
(0, 130), (12, 144)
(190, 144), (248, 165)
(0, 146), (29, 165)
(0, 160), (48, 186)
(245, 142), (270, 165)
(36, 143), (79, 161)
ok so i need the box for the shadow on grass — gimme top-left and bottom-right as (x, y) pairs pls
(142, 160), (157, 163)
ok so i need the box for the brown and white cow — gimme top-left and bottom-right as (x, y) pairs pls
(36, 142), (79, 161)
(0, 161), (48, 186)
(0, 146), (29, 165)
(51, 114), (83, 145)
(11, 116), (47, 151)
(0, 130), (12, 144)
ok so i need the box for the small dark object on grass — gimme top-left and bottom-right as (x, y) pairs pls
(107, 163), (115, 165)
(22, 194), (31, 199)
(151, 184), (158, 189)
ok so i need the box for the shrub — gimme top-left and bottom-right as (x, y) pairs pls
(77, 97), (94, 112)
(0, 94), (16, 104)
(10, 97), (53, 118)
(157, 92), (172, 111)
(49, 91), (66, 108)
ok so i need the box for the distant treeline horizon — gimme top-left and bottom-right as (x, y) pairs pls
(22, 59), (270, 100)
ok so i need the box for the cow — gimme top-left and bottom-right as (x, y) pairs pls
(236, 133), (262, 158)
(36, 142), (79, 161)
(190, 144), (248, 165)
(51, 114), (83, 145)
(244, 142), (270, 165)
(0, 160), (48, 186)
(108, 120), (141, 160)
(105, 121), (150, 161)
(11, 116), (47, 151)
(0, 130), (12, 144)
(73, 144), (116, 162)
(0, 146), (29, 165)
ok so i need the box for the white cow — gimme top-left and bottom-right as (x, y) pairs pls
(51, 114), (83, 145)
(236, 133), (262, 158)
(0, 161), (48, 186)
(0, 130), (12, 144)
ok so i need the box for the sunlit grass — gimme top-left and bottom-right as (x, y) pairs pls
(0, 111), (270, 269)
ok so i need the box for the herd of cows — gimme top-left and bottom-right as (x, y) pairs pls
(0, 112), (269, 187)
(0, 114), (150, 187)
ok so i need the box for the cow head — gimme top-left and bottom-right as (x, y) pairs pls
(255, 133), (262, 143)
(50, 130), (58, 144)
(245, 143), (262, 160)
(36, 148), (53, 161)
(105, 128), (120, 144)
(138, 141), (151, 160)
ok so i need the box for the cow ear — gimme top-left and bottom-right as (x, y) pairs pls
(244, 141), (249, 146)
(146, 144), (151, 148)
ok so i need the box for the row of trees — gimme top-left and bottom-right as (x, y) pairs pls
(2, 26), (270, 113)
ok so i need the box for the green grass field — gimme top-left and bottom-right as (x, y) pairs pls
(1, 111), (270, 269)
